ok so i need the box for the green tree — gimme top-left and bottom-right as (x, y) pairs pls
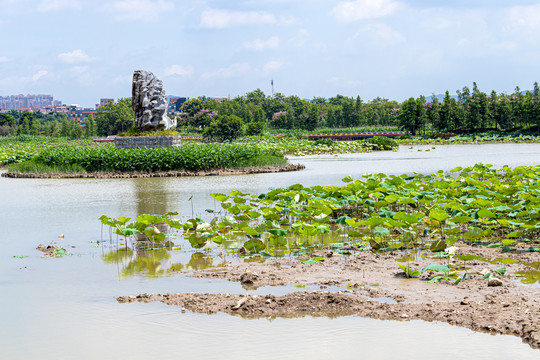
(85, 114), (96, 137)
(16, 112), (32, 135)
(428, 94), (441, 131)
(44, 120), (59, 136)
(30, 116), (41, 135)
(355, 96), (365, 125)
(325, 105), (342, 128)
(398, 98), (418, 134)
(342, 97), (358, 127)
(531, 82), (540, 131)
(440, 91), (457, 132)
(495, 95), (513, 130)
(415, 95), (428, 134)
(60, 115), (73, 137)
(245, 89), (266, 105)
(304, 104), (320, 131)
(95, 98), (134, 135)
(203, 115), (245, 141)
(0, 113), (15, 126)
(245, 121), (265, 136)
(181, 98), (204, 117)
(252, 106), (266, 123)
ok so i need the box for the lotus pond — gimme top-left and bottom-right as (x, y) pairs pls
(1, 143), (540, 359)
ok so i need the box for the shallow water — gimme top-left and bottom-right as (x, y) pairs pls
(1, 143), (540, 359)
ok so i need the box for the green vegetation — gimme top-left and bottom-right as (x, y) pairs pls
(363, 136), (398, 150)
(0, 135), (93, 166)
(102, 163), (540, 254)
(240, 135), (398, 155)
(3, 81), (540, 138)
(99, 163), (540, 283)
(29, 142), (286, 173)
(7, 159), (85, 173)
(174, 83), (540, 136)
(203, 115), (245, 141)
(95, 97), (134, 136)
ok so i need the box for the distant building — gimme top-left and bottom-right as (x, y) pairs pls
(168, 96), (187, 114)
(96, 98), (114, 109)
(42, 105), (69, 114)
(0, 94), (59, 110)
(68, 105), (97, 124)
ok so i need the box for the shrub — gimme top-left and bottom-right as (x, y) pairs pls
(363, 136), (398, 150)
(313, 138), (335, 146)
(203, 115), (245, 142)
(33, 142), (285, 173)
(245, 121), (265, 136)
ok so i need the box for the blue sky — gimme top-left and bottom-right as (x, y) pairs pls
(1, 0), (540, 107)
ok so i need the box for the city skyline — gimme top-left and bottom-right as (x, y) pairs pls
(1, 1), (540, 108)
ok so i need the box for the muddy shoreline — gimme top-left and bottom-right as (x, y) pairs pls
(117, 242), (540, 348)
(1, 163), (305, 179)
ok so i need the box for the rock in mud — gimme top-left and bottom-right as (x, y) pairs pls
(488, 277), (503, 287)
(240, 271), (259, 285)
(36, 244), (67, 257)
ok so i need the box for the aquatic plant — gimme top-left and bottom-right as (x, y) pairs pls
(29, 142), (286, 173)
(99, 163), (540, 261)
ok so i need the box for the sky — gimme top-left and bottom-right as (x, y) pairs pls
(2, 0), (540, 107)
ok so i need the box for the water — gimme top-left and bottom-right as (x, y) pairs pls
(1, 143), (539, 359)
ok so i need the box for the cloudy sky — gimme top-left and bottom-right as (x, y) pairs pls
(1, 0), (540, 107)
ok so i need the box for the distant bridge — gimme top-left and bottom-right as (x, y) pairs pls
(306, 132), (405, 141)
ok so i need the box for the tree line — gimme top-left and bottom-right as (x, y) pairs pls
(180, 82), (540, 135)
(0, 98), (133, 138)
(0, 110), (97, 138)
(399, 82), (540, 135)
(2, 82), (540, 138)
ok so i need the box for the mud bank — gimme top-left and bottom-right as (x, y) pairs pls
(1, 163), (305, 179)
(117, 242), (540, 348)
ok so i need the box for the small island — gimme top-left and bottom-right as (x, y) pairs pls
(2, 70), (306, 178)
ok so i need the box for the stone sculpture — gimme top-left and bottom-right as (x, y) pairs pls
(132, 70), (176, 131)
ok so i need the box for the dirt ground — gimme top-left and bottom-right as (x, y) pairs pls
(1, 163), (305, 179)
(117, 242), (540, 348)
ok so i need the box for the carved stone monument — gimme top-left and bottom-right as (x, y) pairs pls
(132, 70), (176, 131)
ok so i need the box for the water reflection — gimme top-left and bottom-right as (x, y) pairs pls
(101, 248), (226, 278)
(133, 177), (174, 215)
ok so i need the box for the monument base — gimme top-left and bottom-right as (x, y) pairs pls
(114, 135), (181, 149)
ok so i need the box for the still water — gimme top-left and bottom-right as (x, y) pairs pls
(1, 144), (539, 359)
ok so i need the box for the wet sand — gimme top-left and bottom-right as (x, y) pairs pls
(118, 242), (540, 348)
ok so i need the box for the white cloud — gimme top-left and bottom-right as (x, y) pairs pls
(333, 0), (402, 22)
(32, 70), (49, 81)
(37, 0), (81, 12)
(164, 65), (194, 77)
(362, 23), (405, 44)
(108, 0), (174, 22)
(505, 4), (540, 41)
(201, 63), (251, 80)
(58, 49), (92, 64)
(200, 9), (276, 29)
(0, 55), (8, 62)
(243, 36), (279, 51)
(263, 60), (283, 74)
(69, 65), (89, 73)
